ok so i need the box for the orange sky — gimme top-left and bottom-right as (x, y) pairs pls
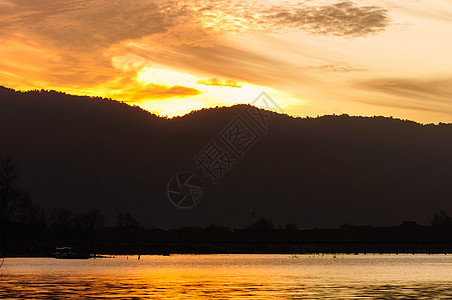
(1, 0), (452, 123)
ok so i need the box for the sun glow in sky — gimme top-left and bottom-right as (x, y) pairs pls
(1, 0), (452, 122)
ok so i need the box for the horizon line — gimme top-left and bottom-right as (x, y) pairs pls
(2, 84), (450, 126)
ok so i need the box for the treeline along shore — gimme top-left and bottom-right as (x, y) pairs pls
(2, 156), (452, 256)
(2, 208), (452, 256)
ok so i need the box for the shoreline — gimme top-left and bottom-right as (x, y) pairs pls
(3, 240), (452, 258)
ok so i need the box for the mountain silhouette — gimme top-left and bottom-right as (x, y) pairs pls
(1, 85), (452, 229)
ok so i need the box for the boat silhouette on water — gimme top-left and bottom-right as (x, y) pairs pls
(54, 247), (90, 259)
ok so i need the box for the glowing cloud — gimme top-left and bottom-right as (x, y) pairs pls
(0, 0), (452, 123)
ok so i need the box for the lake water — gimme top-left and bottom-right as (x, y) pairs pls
(1, 254), (452, 299)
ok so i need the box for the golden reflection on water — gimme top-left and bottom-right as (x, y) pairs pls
(1, 254), (452, 299)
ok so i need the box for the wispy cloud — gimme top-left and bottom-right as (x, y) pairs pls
(0, 0), (189, 49)
(118, 41), (313, 90)
(351, 75), (452, 116)
(358, 76), (452, 103)
(197, 78), (243, 88)
(116, 83), (202, 102)
(303, 63), (366, 73)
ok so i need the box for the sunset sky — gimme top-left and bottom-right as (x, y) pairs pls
(1, 0), (452, 123)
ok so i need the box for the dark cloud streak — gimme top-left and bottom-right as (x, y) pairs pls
(265, 1), (390, 37)
(0, 0), (189, 50)
(354, 75), (452, 115)
(124, 43), (313, 88)
(358, 76), (452, 103)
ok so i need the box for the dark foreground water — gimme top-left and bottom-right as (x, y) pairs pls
(1, 254), (452, 299)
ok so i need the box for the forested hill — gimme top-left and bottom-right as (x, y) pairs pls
(1, 86), (452, 228)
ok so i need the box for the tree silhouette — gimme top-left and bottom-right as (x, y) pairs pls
(251, 218), (274, 230)
(431, 210), (452, 227)
(0, 157), (25, 225)
(117, 212), (139, 228)
(77, 209), (104, 232)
